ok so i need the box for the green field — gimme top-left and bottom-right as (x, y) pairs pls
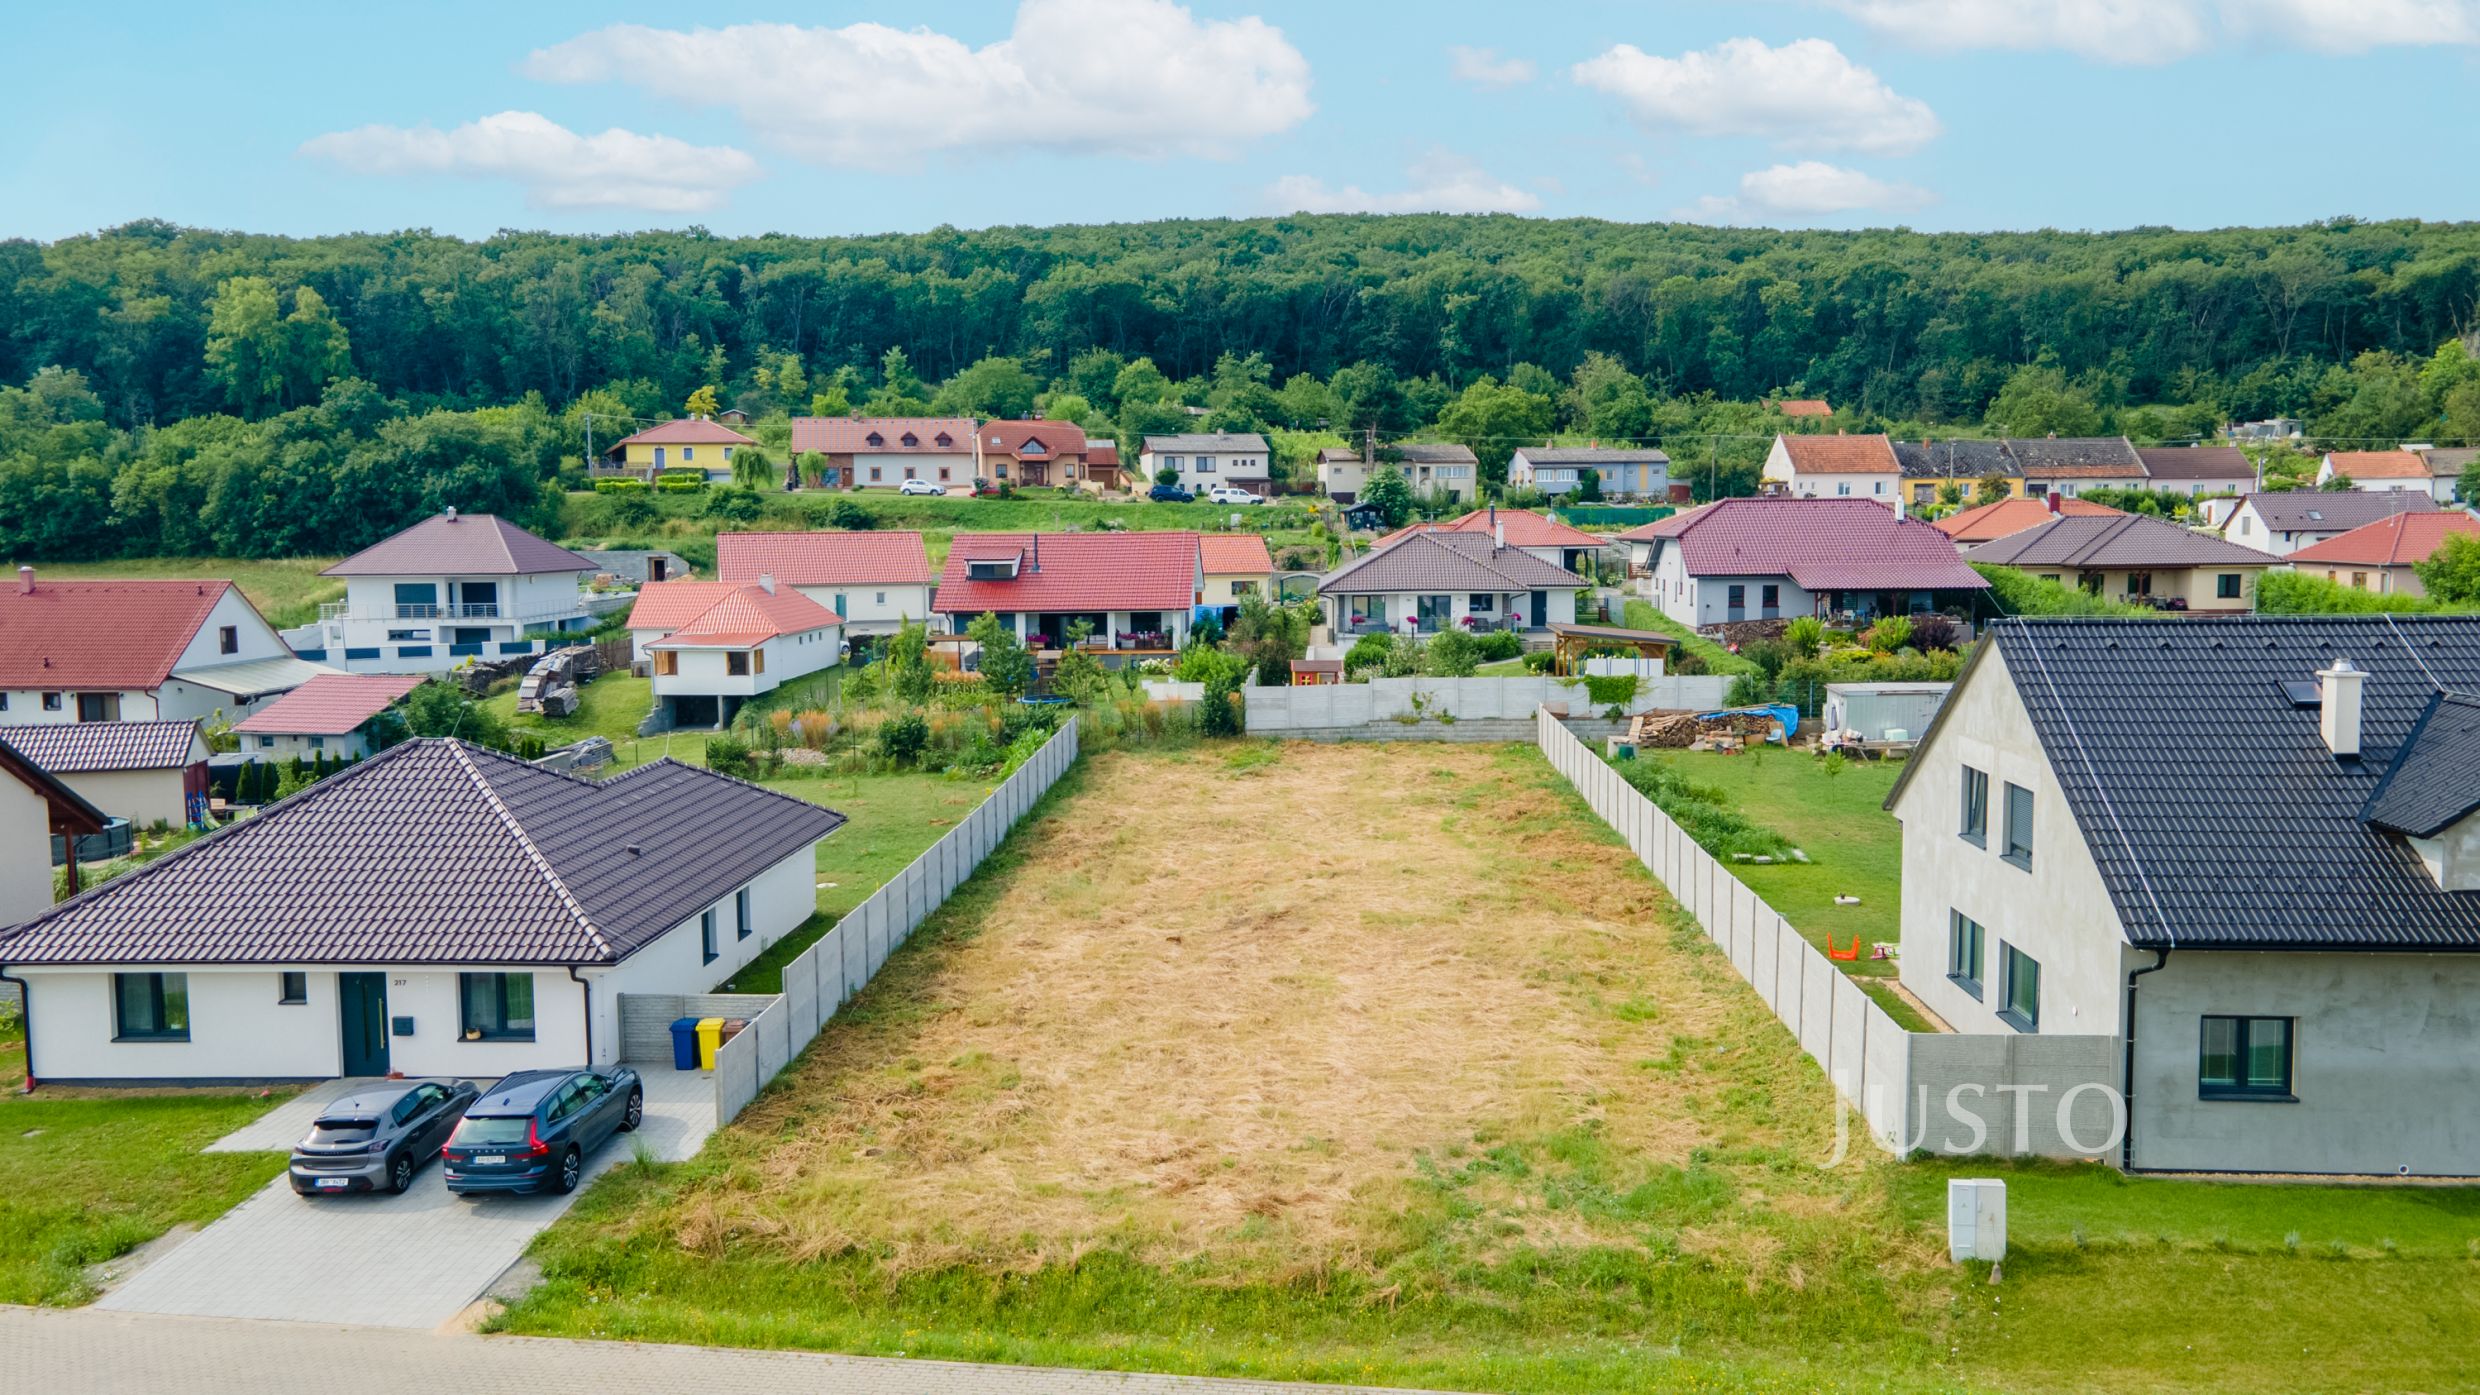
(481, 672), (708, 770)
(17, 556), (343, 629)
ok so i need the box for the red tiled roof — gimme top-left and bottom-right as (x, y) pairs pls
(1199, 534), (1275, 575)
(1772, 399), (1833, 417)
(2325, 450), (2430, 480)
(715, 531), (933, 587)
(790, 417), (978, 455)
(233, 674), (424, 737)
(1086, 441), (1122, 467)
(932, 533), (1200, 615)
(1775, 433), (1900, 475)
(649, 584), (842, 648)
(624, 581), (738, 631)
(977, 419), (1088, 460)
(1932, 496), (2125, 544)
(0, 576), (233, 689)
(609, 418), (757, 449)
(1378, 508), (1605, 550)
(322, 513), (594, 577)
(1614, 502), (1720, 543)
(1652, 497), (1988, 591)
(2287, 511), (2480, 567)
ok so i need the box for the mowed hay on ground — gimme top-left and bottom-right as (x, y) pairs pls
(701, 742), (1860, 1275)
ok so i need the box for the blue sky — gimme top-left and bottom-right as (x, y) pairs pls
(9, 0), (2480, 240)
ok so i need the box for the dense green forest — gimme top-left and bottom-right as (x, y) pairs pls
(6, 214), (2480, 560)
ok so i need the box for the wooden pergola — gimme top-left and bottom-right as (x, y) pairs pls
(1546, 621), (1681, 677)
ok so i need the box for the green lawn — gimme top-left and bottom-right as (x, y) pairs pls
(1621, 599), (1760, 676)
(481, 672), (710, 770)
(21, 556), (343, 628)
(0, 1090), (292, 1304)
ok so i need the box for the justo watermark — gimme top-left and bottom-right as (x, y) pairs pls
(1820, 1082), (2126, 1166)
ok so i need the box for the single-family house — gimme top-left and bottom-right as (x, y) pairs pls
(934, 532), (1202, 652)
(1771, 398), (1834, 420)
(1318, 531), (1585, 636)
(715, 531), (935, 637)
(2218, 490), (2438, 558)
(306, 510), (599, 674)
(0, 739), (842, 1084)
(1199, 533), (1276, 622)
(2318, 449), (2459, 501)
(2006, 436), (2151, 497)
(0, 569), (322, 726)
(0, 721), (210, 830)
(625, 582), (736, 666)
(1509, 447), (1670, 500)
(1760, 432), (1902, 500)
(976, 419), (1089, 488)
(2286, 511), (2480, 598)
(1896, 439), (2022, 507)
(604, 417), (758, 482)
(791, 417), (978, 491)
(1390, 443), (1482, 502)
(0, 737), (105, 927)
(1316, 447), (1367, 503)
(2135, 445), (2256, 498)
(643, 580), (844, 730)
(2410, 446), (2477, 501)
(231, 673), (424, 760)
(1140, 433), (1271, 496)
(1965, 512), (2278, 612)
(1884, 615), (2480, 1175)
(1932, 495), (2125, 549)
(1630, 497), (1989, 628)
(1376, 508), (1609, 574)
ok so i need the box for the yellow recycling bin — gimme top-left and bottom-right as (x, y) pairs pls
(696, 1017), (724, 1070)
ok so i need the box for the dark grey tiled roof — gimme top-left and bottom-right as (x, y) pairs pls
(2362, 693), (2480, 838)
(2135, 446), (2254, 481)
(1974, 616), (2480, 950)
(1965, 514), (2278, 569)
(2237, 491), (2436, 533)
(2006, 436), (2145, 474)
(1895, 439), (2018, 480)
(1143, 433), (1269, 452)
(0, 721), (201, 773)
(1319, 532), (1583, 594)
(1391, 443), (1480, 465)
(0, 740), (844, 966)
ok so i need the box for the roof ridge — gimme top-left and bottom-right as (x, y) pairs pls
(446, 742), (614, 960)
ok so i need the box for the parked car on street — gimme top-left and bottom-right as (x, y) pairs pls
(1149, 483), (1194, 502)
(289, 1079), (479, 1197)
(1205, 485), (1264, 505)
(440, 1065), (644, 1197)
(897, 478), (945, 496)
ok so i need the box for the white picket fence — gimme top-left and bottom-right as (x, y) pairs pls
(1533, 709), (2117, 1159)
(711, 718), (1082, 1124)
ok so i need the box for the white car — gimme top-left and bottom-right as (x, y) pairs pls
(1206, 486), (1265, 505)
(897, 478), (946, 496)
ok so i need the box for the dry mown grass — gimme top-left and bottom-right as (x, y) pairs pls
(696, 742), (1863, 1276)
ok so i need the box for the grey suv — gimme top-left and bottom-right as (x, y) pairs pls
(289, 1080), (479, 1196)
(441, 1065), (643, 1197)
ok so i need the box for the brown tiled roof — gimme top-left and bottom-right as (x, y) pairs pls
(2325, 450), (2430, 480)
(716, 531), (933, 587)
(1392, 442), (1480, 465)
(0, 577), (235, 689)
(2134, 446), (2254, 481)
(322, 513), (594, 577)
(977, 419), (1088, 460)
(0, 740), (844, 967)
(1968, 514), (2278, 569)
(2006, 436), (2146, 478)
(609, 418), (757, 449)
(1776, 433), (1900, 474)
(1648, 497), (1987, 591)
(2232, 491), (2437, 535)
(1086, 441), (1121, 467)
(791, 417), (978, 454)
(233, 675), (424, 737)
(0, 720), (203, 773)
(1321, 532), (1583, 593)
(1772, 399), (1833, 417)
(2287, 511), (2480, 567)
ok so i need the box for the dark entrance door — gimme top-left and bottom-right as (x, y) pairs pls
(339, 973), (390, 1077)
(1530, 591), (1548, 628)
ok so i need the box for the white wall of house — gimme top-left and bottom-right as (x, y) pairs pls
(173, 590), (294, 672)
(1323, 587), (1577, 634)
(315, 570), (593, 674)
(242, 729), (376, 761)
(2219, 502), (2332, 558)
(0, 688), (156, 725)
(955, 609), (1194, 648)
(1142, 447), (1270, 493)
(578, 846), (816, 1066)
(789, 583), (937, 635)
(1890, 643), (2131, 1044)
(155, 680), (292, 726)
(2010, 565), (2260, 613)
(1759, 439), (1897, 499)
(1643, 548), (1818, 628)
(1319, 458), (1367, 497)
(1404, 463), (1478, 502)
(0, 774), (54, 928)
(852, 452), (973, 487)
(1203, 572), (1271, 608)
(653, 625), (842, 701)
(1513, 455), (1668, 498)
(2020, 474), (2149, 498)
(50, 768), (193, 829)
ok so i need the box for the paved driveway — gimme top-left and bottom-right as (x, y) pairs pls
(95, 1067), (715, 1328)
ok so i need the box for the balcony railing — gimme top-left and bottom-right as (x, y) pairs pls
(319, 600), (585, 625)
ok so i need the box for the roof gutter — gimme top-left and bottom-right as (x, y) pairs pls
(2120, 949), (2170, 1172)
(568, 966), (595, 1067)
(2, 965), (33, 1090)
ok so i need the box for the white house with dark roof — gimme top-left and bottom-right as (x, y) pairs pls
(1508, 446), (1670, 499)
(1886, 616), (2480, 1176)
(715, 531), (935, 637)
(1317, 531), (1584, 636)
(304, 510), (600, 674)
(2217, 490), (2439, 558)
(0, 569), (321, 726)
(790, 417), (977, 490)
(0, 739), (843, 1085)
(0, 738), (106, 932)
(1963, 512), (2279, 613)
(1140, 433), (1271, 496)
(0, 721), (210, 829)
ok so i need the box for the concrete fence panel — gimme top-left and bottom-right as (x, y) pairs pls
(1750, 903), (1779, 1010)
(1798, 948), (1837, 1068)
(785, 950), (819, 1042)
(1862, 1007), (1913, 1154)
(1830, 974), (1870, 1100)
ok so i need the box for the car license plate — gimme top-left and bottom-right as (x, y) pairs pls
(476, 1155), (506, 1166)
(316, 1178), (349, 1190)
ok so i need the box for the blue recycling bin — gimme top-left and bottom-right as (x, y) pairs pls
(669, 1016), (702, 1071)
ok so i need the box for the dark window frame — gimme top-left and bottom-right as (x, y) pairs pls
(2216, 573), (2243, 599)
(278, 971), (308, 1005)
(1947, 911), (1985, 998)
(1959, 765), (1989, 847)
(735, 887), (753, 941)
(218, 624), (239, 655)
(1997, 944), (2040, 1032)
(112, 972), (190, 1041)
(2001, 782), (2035, 870)
(701, 908), (719, 964)
(458, 972), (537, 1042)
(2199, 1015), (2296, 1101)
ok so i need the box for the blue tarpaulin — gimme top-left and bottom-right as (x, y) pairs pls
(1695, 703), (1800, 738)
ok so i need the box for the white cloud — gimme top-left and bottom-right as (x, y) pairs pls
(1571, 37), (1940, 155)
(523, 0), (1312, 168)
(299, 111), (760, 212)
(1267, 152), (1542, 215)
(2226, 0), (2480, 52)
(1829, 0), (2480, 60)
(1679, 161), (1932, 224)
(1448, 45), (1536, 88)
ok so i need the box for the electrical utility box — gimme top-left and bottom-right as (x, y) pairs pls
(1947, 1178), (2007, 1263)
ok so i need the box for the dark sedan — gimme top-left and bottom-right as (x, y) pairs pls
(289, 1079), (479, 1196)
(441, 1065), (643, 1197)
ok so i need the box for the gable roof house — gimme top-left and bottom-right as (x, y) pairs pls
(0, 739), (843, 1085)
(1316, 446), (1369, 503)
(1933, 495), (2125, 548)
(715, 531), (935, 636)
(1509, 446), (1670, 500)
(0, 720), (211, 831)
(0, 570), (324, 728)
(1884, 616), (2480, 1175)
(2319, 448), (2460, 501)
(1081, 438), (1124, 493)
(232, 673), (424, 761)
(1198, 533), (1277, 618)
(976, 419), (1090, 488)
(934, 532), (1204, 653)
(1318, 531), (1586, 636)
(1629, 497), (1988, 629)
(1390, 442), (1482, 503)
(0, 736), (104, 928)
(2218, 490), (2438, 558)
(791, 417), (978, 491)
(636, 580), (844, 731)
(2410, 445), (2478, 500)
(1771, 398), (1834, 419)
(1140, 434), (1272, 497)
(309, 511), (599, 675)
(2004, 436), (2151, 497)
(1964, 512), (2279, 611)
(1761, 432), (1903, 500)
(603, 417), (759, 483)
(2135, 445), (2256, 498)
(2285, 510), (2480, 598)
(1376, 508), (1610, 574)
(1895, 439), (2023, 507)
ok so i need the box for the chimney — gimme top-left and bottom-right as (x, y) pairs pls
(1495, 520), (1507, 551)
(2317, 658), (2365, 759)
(16, 565), (30, 595)
(2045, 490), (2061, 514)
(757, 573), (777, 595)
(1029, 534), (1041, 573)
(444, 506), (459, 522)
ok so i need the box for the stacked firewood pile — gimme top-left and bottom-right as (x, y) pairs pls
(1626, 709), (1785, 749)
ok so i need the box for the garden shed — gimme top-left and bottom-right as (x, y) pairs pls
(1822, 682), (1952, 743)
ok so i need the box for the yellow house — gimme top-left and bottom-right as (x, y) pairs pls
(1893, 439), (2024, 508)
(607, 417), (760, 480)
(1199, 534), (1275, 616)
